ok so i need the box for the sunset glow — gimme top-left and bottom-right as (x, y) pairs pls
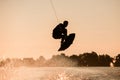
(0, 0), (120, 59)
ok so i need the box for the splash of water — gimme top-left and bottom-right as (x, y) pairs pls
(57, 71), (69, 80)
(0, 61), (15, 80)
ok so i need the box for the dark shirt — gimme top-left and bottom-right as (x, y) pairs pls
(53, 23), (67, 39)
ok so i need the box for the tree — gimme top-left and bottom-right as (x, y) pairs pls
(114, 54), (120, 67)
(98, 54), (112, 66)
(69, 54), (79, 66)
(80, 51), (98, 66)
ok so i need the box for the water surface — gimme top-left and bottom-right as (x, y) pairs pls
(0, 67), (120, 80)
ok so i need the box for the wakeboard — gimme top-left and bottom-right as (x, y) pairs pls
(58, 33), (75, 51)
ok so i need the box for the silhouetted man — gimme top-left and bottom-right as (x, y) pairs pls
(52, 20), (75, 51)
(52, 21), (68, 44)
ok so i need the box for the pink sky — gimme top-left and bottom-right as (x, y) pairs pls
(0, 0), (120, 59)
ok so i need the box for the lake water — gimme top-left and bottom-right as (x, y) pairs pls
(0, 67), (120, 80)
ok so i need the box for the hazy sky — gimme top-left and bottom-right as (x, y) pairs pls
(0, 0), (120, 59)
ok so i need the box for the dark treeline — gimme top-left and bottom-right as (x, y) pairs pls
(0, 51), (120, 67)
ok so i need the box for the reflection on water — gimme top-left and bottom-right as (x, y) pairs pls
(0, 67), (120, 80)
